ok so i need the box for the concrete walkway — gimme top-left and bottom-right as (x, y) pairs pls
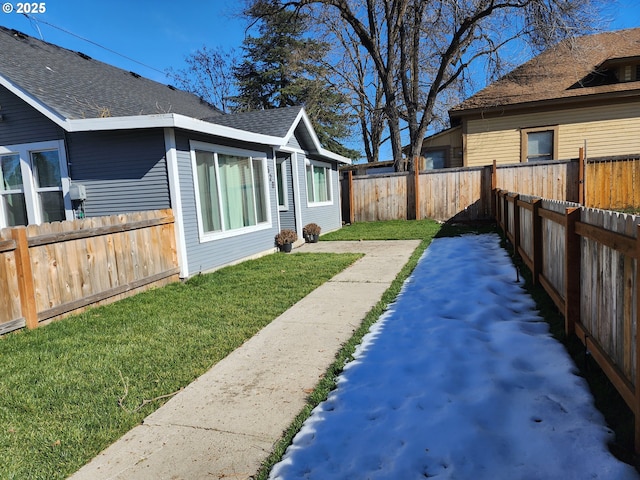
(69, 240), (421, 480)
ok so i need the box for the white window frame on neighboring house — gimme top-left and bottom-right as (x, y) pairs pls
(0, 140), (71, 228)
(520, 126), (559, 162)
(190, 141), (272, 242)
(305, 160), (333, 207)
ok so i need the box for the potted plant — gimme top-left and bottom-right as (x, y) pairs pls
(275, 229), (298, 252)
(303, 223), (321, 243)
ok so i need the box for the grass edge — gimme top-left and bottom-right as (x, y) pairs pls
(253, 238), (432, 479)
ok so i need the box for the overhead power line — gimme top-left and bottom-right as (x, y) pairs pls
(22, 14), (172, 79)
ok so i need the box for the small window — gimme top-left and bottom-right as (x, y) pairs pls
(521, 126), (558, 162)
(276, 160), (288, 210)
(306, 163), (332, 204)
(423, 149), (447, 170)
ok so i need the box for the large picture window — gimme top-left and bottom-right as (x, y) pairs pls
(0, 141), (70, 227)
(306, 162), (332, 204)
(192, 143), (270, 238)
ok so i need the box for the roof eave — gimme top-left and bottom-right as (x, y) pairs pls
(66, 114), (285, 145)
(0, 73), (67, 127)
(449, 88), (640, 119)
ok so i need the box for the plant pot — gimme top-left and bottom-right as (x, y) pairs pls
(279, 242), (293, 253)
(306, 234), (319, 243)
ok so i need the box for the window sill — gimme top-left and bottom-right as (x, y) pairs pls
(198, 221), (272, 243)
(307, 201), (333, 208)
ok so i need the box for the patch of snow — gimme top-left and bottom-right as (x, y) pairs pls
(270, 234), (639, 480)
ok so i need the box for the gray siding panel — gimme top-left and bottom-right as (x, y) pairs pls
(175, 131), (280, 275)
(0, 86), (64, 145)
(67, 129), (170, 217)
(297, 155), (342, 234)
(287, 135), (301, 150)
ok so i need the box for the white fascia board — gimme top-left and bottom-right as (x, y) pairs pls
(282, 108), (322, 149)
(65, 114), (174, 131)
(64, 113), (285, 145)
(0, 74), (67, 127)
(282, 107), (352, 165)
(318, 147), (352, 165)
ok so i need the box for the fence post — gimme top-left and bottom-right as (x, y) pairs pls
(491, 160), (497, 218)
(635, 224), (640, 452)
(531, 199), (543, 286)
(578, 147), (585, 205)
(564, 207), (581, 336)
(414, 167), (420, 221)
(346, 171), (354, 224)
(512, 194), (521, 256)
(11, 227), (38, 329)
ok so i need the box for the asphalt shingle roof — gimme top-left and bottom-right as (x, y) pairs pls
(0, 26), (339, 157)
(209, 106), (304, 137)
(451, 28), (640, 115)
(0, 26), (224, 121)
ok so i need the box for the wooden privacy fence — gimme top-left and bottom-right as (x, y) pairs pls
(495, 159), (580, 203)
(587, 156), (640, 210)
(0, 209), (179, 335)
(495, 189), (640, 451)
(341, 153), (640, 224)
(342, 165), (493, 223)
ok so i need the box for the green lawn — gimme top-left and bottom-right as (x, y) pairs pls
(0, 252), (362, 480)
(322, 218), (442, 241)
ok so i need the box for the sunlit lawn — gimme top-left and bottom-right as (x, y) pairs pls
(0, 252), (361, 480)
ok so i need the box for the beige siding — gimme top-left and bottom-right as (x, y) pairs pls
(421, 126), (464, 168)
(464, 100), (640, 166)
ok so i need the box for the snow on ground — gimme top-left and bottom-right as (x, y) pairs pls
(269, 234), (639, 480)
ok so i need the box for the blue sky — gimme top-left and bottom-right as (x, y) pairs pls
(1, 0), (639, 159)
(0, 0), (249, 84)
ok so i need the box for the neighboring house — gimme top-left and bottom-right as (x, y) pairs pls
(420, 28), (640, 168)
(0, 27), (350, 277)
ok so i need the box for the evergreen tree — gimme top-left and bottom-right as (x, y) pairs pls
(233, 0), (359, 159)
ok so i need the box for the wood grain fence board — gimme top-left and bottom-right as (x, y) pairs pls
(623, 215), (635, 377)
(11, 227), (37, 329)
(0, 247), (21, 325)
(631, 160), (640, 207)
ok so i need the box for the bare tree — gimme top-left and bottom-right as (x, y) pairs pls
(166, 46), (237, 113)
(314, 6), (388, 163)
(283, 0), (603, 170)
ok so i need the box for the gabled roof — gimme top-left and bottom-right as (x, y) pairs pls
(211, 106), (304, 137)
(451, 28), (640, 117)
(0, 26), (350, 164)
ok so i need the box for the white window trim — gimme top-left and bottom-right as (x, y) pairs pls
(189, 141), (272, 243)
(305, 159), (334, 208)
(276, 159), (289, 211)
(0, 140), (71, 227)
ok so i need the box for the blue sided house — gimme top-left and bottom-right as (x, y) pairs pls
(0, 27), (350, 277)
